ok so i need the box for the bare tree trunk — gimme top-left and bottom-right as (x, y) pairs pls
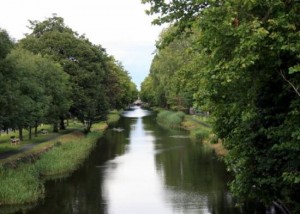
(53, 123), (59, 133)
(18, 127), (23, 141)
(34, 121), (38, 137)
(84, 120), (92, 133)
(60, 116), (66, 130)
(29, 126), (32, 140)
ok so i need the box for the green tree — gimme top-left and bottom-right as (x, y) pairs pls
(141, 26), (200, 111)
(34, 54), (71, 134)
(0, 29), (14, 59)
(0, 29), (14, 130)
(143, 0), (300, 212)
(20, 15), (110, 132)
(140, 75), (155, 105)
(4, 49), (51, 140)
(103, 57), (138, 109)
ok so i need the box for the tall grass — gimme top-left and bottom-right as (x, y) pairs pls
(0, 165), (44, 205)
(107, 111), (121, 125)
(157, 110), (185, 128)
(0, 124), (106, 205)
(35, 132), (101, 177)
(190, 128), (211, 141)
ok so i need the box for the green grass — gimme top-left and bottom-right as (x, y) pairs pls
(0, 121), (84, 154)
(0, 130), (103, 205)
(182, 114), (227, 156)
(0, 165), (44, 205)
(107, 111), (121, 125)
(190, 128), (211, 141)
(35, 131), (101, 177)
(0, 112), (120, 205)
(181, 115), (212, 141)
(0, 115), (120, 205)
(157, 110), (185, 128)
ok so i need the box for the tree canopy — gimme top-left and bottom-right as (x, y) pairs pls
(141, 0), (300, 212)
(0, 15), (137, 134)
(19, 15), (137, 132)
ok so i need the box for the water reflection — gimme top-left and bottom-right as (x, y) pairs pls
(121, 106), (152, 118)
(103, 109), (172, 214)
(102, 107), (247, 214)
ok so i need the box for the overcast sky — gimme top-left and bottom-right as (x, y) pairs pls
(0, 0), (164, 89)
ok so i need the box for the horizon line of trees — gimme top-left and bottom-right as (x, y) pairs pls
(0, 15), (138, 140)
(141, 0), (300, 212)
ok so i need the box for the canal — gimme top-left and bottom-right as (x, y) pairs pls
(27, 107), (268, 213)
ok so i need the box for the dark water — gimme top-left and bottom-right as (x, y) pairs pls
(15, 107), (271, 213)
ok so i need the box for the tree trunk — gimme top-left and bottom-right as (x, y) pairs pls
(53, 123), (59, 132)
(60, 116), (66, 130)
(273, 201), (291, 214)
(29, 126), (32, 140)
(18, 127), (23, 141)
(85, 120), (92, 133)
(34, 121), (38, 137)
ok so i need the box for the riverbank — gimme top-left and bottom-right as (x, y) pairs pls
(0, 111), (120, 206)
(182, 115), (228, 156)
(156, 109), (227, 157)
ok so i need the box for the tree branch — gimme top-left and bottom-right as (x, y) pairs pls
(279, 69), (300, 97)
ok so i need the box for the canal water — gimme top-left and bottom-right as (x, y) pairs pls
(24, 107), (269, 213)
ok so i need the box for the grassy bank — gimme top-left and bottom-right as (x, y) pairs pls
(156, 109), (227, 157)
(35, 131), (101, 178)
(0, 113), (119, 206)
(0, 130), (103, 205)
(182, 115), (211, 141)
(107, 110), (121, 125)
(182, 115), (227, 156)
(0, 165), (44, 205)
(157, 110), (185, 128)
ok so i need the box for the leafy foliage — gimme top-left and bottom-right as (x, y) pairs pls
(19, 15), (137, 132)
(142, 0), (300, 211)
(140, 26), (200, 111)
(0, 15), (137, 135)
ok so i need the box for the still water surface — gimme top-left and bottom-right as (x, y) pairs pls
(26, 107), (269, 213)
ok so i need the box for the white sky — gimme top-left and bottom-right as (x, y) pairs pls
(0, 0), (164, 89)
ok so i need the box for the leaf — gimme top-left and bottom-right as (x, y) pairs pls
(288, 65), (300, 74)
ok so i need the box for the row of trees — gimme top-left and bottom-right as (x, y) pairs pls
(140, 27), (200, 111)
(141, 0), (299, 212)
(0, 15), (138, 139)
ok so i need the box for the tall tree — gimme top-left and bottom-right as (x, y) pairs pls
(4, 49), (51, 140)
(141, 26), (200, 111)
(20, 15), (110, 132)
(0, 29), (14, 130)
(103, 56), (138, 109)
(143, 0), (300, 212)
